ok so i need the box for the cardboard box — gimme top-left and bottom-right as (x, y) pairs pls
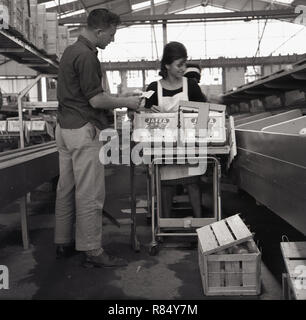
(0, 120), (7, 132)
(46, 12), (59, 56)
(31, 120), (45, 131)
(23, 16), (30, 40)
(29, 3), (37, 45)
(0, 0), (10, 30)
(36, 4), (47, 50)
(58, 25), (69, 57)
(7, 120), (23, 132)
(8, 0), (24, 35)
(182, 111), (226, 144)
(133, 112), (178, 143)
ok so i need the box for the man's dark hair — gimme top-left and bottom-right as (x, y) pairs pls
(87, 9), (121, 30)
(159, 42), (187, 79)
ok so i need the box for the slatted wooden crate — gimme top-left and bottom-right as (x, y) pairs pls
(280, 242), (306, 300)
(197, 214), (261, 296)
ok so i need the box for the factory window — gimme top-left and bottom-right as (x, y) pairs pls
(201, 68), (222, 85)
(48, 79), (57, 90)
(127, 70), (143, 88)
(245, 66), (262, 84)
(107, 71), (121, 95)
(145, 70), (160, 86)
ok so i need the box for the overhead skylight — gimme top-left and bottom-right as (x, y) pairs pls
(132, 0), (169, 12)
(59, 9), (86, 18)
(45, 0), (77, 9)
(273, 0), (294, 4)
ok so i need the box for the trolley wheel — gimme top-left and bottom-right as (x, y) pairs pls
(149, 245), (158, 256)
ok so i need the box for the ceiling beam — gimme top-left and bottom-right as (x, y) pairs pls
(207, 0), (291, 12)
(48, 1), (84, 14)
(61, 9), (297, 25)
(53, 0), (133, 16)
(100, 54), (306, 71)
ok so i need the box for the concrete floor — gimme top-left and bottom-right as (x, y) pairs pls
(0, 164), (305, 300)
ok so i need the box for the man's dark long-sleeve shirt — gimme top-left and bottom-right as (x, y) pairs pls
(57, 35), (108, 130)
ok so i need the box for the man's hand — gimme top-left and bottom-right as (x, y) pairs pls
(121, 91), (141, 97)
(125, 96), (143, 111)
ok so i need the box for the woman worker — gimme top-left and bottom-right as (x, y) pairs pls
(144, 41), (208, 218)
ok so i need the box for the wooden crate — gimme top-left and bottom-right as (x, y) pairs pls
(197, 214), (261, 296)
(280, 242), (306, 300)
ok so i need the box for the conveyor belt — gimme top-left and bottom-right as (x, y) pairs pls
(0, 142), (59, 209)
(223, 58), (306, 104)
(233, 109), (306, 235)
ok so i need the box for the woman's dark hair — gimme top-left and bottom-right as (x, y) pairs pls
(87, 9), (121, 30)
(184, 63), (201, 83)
(159, 42), (188, 79)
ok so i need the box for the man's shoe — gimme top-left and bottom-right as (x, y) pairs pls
(56, 244), (76, 259)
(83, 251), (128, 268)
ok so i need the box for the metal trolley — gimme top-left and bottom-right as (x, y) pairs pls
(131, 102), (236, 254)
(146, 147), (229, 255)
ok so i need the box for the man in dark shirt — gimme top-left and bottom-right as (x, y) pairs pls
(55, 9), (141, 268)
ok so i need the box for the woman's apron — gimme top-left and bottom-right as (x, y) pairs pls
(157, 78), (206, 180)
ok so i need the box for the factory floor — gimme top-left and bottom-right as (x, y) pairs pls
(0, 164), (305, 300)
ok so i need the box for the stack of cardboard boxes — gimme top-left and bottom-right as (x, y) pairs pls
(7, 0), (24, 35)
(46, 12), (58, 55)
(58, 26), (70, 58)
(0, 0), (70, 58)
(36, 3), (48, 51)
(29, 0), (37, 47)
